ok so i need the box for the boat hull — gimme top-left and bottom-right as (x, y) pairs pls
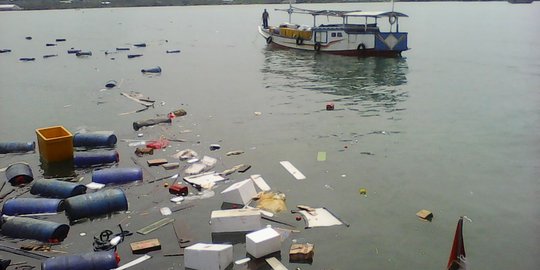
(258, 26), (407, 57)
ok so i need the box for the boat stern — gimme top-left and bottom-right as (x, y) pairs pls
(376, 32), (408, 52)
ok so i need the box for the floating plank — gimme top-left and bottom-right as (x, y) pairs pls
(147, 158), (167, 166)
(250, 174), (271, 191)
(112, 255), (151, 270)
(279, 161), (306, 180)
(265, 257), (288, 270)
(317, 151), (326, 161)
(130, 239), (161, 254)
(137, 217), (174, 235)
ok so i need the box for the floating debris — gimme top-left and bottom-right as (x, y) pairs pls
(76, 51), (92, 56)
(127, 54), (142, 59)
(43, 54), (58, 58)
(141, 66), (161, 73)
(0, 49), (12, 53)
(280, 161), (306, 180)
(19, 58), (35, 62)
(166, 50), (181, 53)
(133, 43), (146, 47)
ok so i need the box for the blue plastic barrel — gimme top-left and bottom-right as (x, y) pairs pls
(0, 142), (35, 154)
(73, 132), (117, 148)
(0, 216), (69, 242)
(42, 250), (118, 270)
(92, 168), (142, 185)
(64, 188), (128, 221)
(74, 150), (119, 167)
(1, 198), (64, 216)
(30, 179), (87, 199)
(5, 162), (33, 185)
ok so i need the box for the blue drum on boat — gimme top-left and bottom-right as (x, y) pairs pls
(42, 250), (119, 270)
(5, 162), (33, 186)
(92, 167), (142, 185)
(64, 188), (128, 222)
(0, 216), (69, 242)
(73, 132), (117, 148)
(30, 179), (87, 199)
(1, 198), (64, 216)
(0, 142), (35, 154)
(74, 150), (119, 167)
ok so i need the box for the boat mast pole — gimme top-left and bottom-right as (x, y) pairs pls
(288, 0), (292, 23)
(391, 0), (395, 32)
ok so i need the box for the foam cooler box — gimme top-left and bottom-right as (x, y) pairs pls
(184, 243), (233, 270)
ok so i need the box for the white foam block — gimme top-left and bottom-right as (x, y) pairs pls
(184, 243), (233, 270)
(246, 227), (281, 258)
(210, 209), (261, 233)
(221, 179), (257, 205)
(250, 174), (271, 191)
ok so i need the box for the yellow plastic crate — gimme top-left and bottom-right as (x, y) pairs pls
(36, 126), (73, 163)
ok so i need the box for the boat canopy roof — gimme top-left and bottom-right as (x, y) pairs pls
(343, 11), (409, 18)
(275, 6), (408, 18)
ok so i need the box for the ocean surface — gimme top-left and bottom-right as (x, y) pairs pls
(0, 2), (539, 269)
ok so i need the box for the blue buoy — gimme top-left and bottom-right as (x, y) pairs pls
(92, 167), (142, 185)
(1, 198), (64, 216)
(42, 250), (118, 270)
(0, 142), (35, 154)
(64, 188), (128, 222)
(5, 162), (33, 186)
(73, 132), (117, 148)
(74, 150), (119, 167)
(30, 179), (87, 199)
(0, 216), (69, 242)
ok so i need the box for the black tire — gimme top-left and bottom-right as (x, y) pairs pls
(296, 37), (304, 46)
(357, 43), (366, 51)
(266, 36), (273, 44)
(314, 42), (321, 52)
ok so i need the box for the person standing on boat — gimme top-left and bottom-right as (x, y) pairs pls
(262, 9), (269, 29)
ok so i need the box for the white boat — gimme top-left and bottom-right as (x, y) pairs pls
(258, 5), (409, 57)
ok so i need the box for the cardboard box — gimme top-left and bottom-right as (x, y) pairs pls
(246, 227), (281, 258)
(184, 243), (233, 270)
(289, 243), (314, 263)
(169, 184), (188, 196)
(210, 209), (261, 233)
(130, 238), (161, 254)
(220, 179), (257, 205)
(416, 209), (433, 221)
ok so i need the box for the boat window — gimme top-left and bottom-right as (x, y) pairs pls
(337, 32), (342, 37)
(331, 32), (337, 37)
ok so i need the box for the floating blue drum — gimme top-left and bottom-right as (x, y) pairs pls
(1, 198), (64, 216)
(5, 162), (33, 185)
(74, 150), (119, 167)
(92, 167), (142, 185)
(64, 188), (128, 221)
(30, 179), (87, 199)
(42, 250), (119, 270)
(0, 216), (69, 242)
(0, 142), (35, 154)
(73, 132), (117, 148)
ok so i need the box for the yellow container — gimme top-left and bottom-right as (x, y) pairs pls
(36, 126), (73, 163)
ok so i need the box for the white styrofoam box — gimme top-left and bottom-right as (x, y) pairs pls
(220, 179), (257, 205)
(246, 227), (281, 258)
(184, 243), (233, 270)
(210, 209), (261, 233)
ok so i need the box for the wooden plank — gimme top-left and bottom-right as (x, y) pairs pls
(279, 161), (306, 180)
(137, 218), (174, 235)
(265, 257), (288, 270)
